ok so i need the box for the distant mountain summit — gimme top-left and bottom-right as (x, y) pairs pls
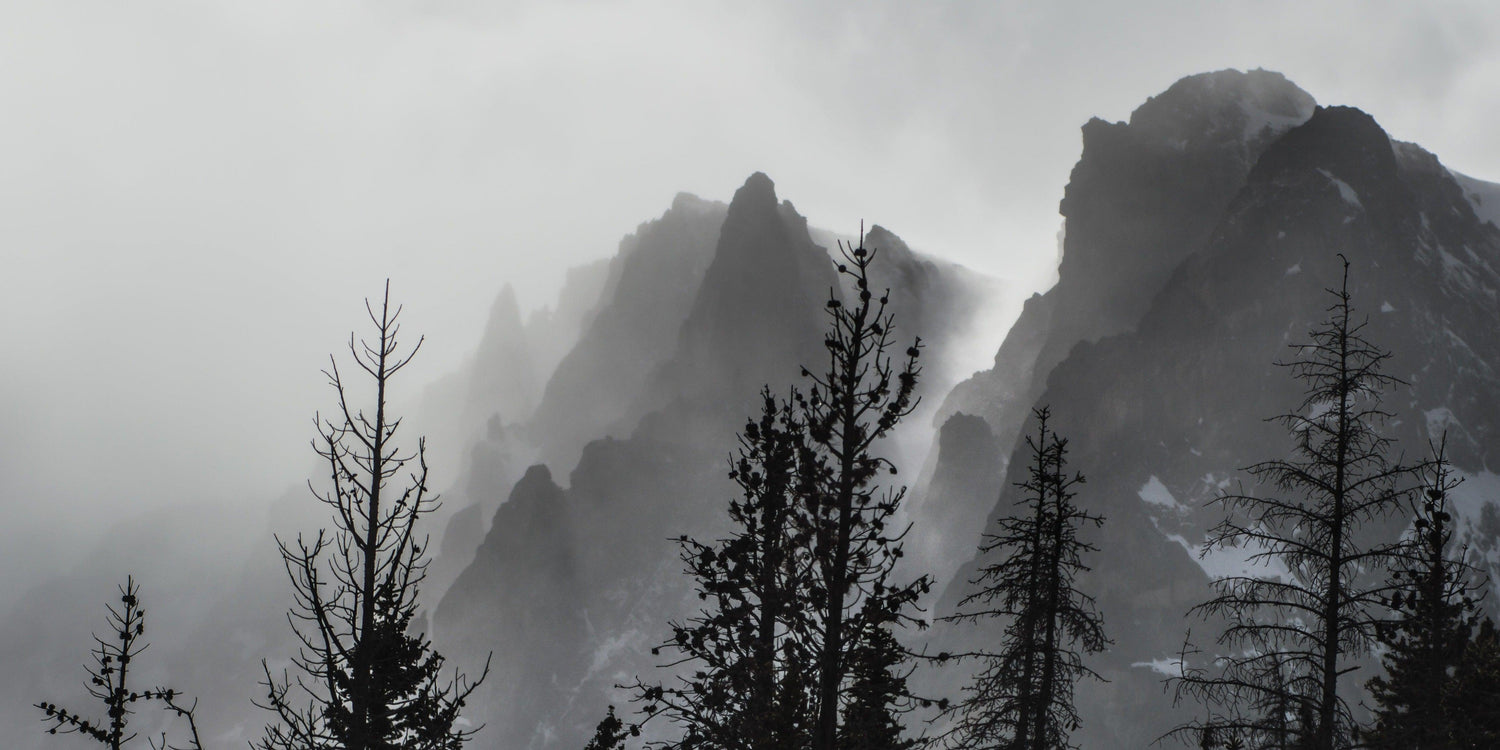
(431, 171), (1008, 750)
(431, 68), (1500, 749)
(918, 68), (1318, 587)
(632, 172), (836, 426)
(526, 191), (728, 471)
(922, 74), (1500, 747)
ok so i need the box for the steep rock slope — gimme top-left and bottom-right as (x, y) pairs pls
(426, 196), (730, 598)
(435, 173), (1006, 750)
(928, 99), (1500, 747)
(436, 174), (838, 750)
(0, 172), (1004, 750)
(527, 193), (729, 472)
(914, 69), (1318, 587)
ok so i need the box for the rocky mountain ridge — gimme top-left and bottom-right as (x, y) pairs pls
(921, 75), (1500, 747)
(431, 171), (1011, 749)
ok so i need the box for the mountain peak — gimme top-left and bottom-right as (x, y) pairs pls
(729, 171), (779, 215)
(1128, 68), (1315, 149)
(669, 191), (722, 215)
(1248, 104), (1398, 195)
(489, 283), (522, 325)
(515, 462), (555, 492)
(657, 173), (836, 415)
(865, 223), (896, 244)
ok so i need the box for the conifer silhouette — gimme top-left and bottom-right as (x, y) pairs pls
(937, 407), (1107, 750)
(1170, 258), (1410, 750)
(799, 238), (929, 750)
(1364, 438), (1487, 750)
(839, 604), (919, 750)
(256, 282), (488, 750)
(1443, 618), (1500, 747)
(597, 235), (929, 750)
(583, 706), (633, 750)
(36, 577), (203, 750)
(611, 390), (818, 750)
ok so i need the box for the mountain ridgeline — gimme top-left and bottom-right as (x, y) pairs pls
(426, 68), (1500, 749)
(430, 171), (1009, 749)
(924, 69), (1500, 747)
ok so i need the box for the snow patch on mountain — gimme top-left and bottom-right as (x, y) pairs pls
(586, 626), (644, 682)
(1138, 475), (1187, 511)
(1317, 168), (1363, 209)
(1447, 470), (1500, 537)
(1132, 656), (1184, 677)
(1202, 472), (1232, 490)
(1137, 473), (1291, 582)
(1452, 170), (1500, 228)
(1435, 467), (1500, 603)
(1164, 532), (1291, 583)
(1425, 407), (1460, 441)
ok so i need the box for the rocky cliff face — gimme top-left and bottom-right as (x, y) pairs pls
(432, 173), (1007, 750)
(626, 173), (838, 431)
(923, 83), (1500, 747)
(434, 71), (1500, 749)
(916, 68), (1318, 590)
(526, 192), (730, 474)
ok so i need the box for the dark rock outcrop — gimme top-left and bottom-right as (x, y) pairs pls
(926, 89), (1500, 747)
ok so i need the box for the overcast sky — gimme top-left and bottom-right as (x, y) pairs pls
(3, 0), (1500, 571)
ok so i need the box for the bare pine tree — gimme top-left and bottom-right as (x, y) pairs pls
(257, 282), (488, 750)
(36, 577), (204, 750)
(1171, 258), (1410, 750)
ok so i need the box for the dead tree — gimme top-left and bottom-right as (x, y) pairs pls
(1170, 258), (1410, 750)
(257, 281), (488, 750)
(36, 577), (204, 750)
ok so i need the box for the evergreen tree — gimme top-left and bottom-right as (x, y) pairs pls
(257, 282), (488, 750)
(798, 238), (929, 750)
(584, 706), (633, 750)
(36, 578), (203, 750)
(937, 407), (1107, 750)
(600, 237), (928, 750)
(839, 606), (918, 750)
(1364, 439), (1485, 750)
(611, 390), (818, 750)
(1252, 649), (1297, 750)
(1170, 258), (1409, 750)
(1443, 618), (1500, 748)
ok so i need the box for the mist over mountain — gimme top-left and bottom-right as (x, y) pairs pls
(922, 72), (1500, 747)
(420, 70), (1500, 749)
(10, 65), (1500, 750)
(432, 171), (1010, 749)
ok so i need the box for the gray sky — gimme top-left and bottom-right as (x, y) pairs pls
(3, 0), (1499, 571)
